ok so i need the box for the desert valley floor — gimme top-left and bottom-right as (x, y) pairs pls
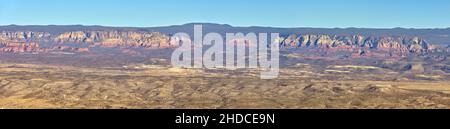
(0, 61), (448, 109)
(1, 24), (450, 109)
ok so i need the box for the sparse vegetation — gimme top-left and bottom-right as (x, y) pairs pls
(0, 63), (448, 109)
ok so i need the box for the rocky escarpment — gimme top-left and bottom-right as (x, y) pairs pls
(0, 30), (439, 55)
(0, 31), (52, 42)
(0, 31), (172, 53)
(0, 42), (43, 53)
(280, 34), (435, 53)
(54, 31), (173, 48)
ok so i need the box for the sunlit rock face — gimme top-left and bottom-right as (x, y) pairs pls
(0, 30), (172, 54)
(0, 25), (441, 56)
(0, 42), (43, 53)
(54, 31), (172, 48)
(279, 34), (434, 53)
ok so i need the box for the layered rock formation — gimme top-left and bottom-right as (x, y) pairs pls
(0, 42), (43, 53)
(279, 34), (434, 53)
(54, 31), (173, 48)
(0, 30), (172, 53)
(0, 41), (92, 53)
(0, 31), (52, 42)
(0, 30), (439, 55)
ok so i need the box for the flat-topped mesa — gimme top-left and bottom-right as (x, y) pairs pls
(0, 42), (42, 53)
(0, 31), (52, 42)
(0, 41), (91, 53)
(54, 31), (174, 48)
(279, 34), (435, 53)
(0, 30), (440, 55)
(0, 31), (50, 53)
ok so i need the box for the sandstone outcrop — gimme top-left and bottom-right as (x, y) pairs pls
(0, 31), (51, 42)
(280, 34), (434, 53)
(0, 42), (43, 53)
(54, 31), (172, 48)
(0, 30), (440, 55)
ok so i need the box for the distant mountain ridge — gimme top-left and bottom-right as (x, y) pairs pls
(1, 23), (450, 45)
(0, 23), (449, 55)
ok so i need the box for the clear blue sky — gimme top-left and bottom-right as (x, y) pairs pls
(0, 0), (449, 28)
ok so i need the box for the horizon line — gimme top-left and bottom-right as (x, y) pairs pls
(1, 23), (450, 30)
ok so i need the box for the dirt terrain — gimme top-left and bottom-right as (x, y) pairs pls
(0, 63), (448, 109)
(0, 24), (449, 109)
